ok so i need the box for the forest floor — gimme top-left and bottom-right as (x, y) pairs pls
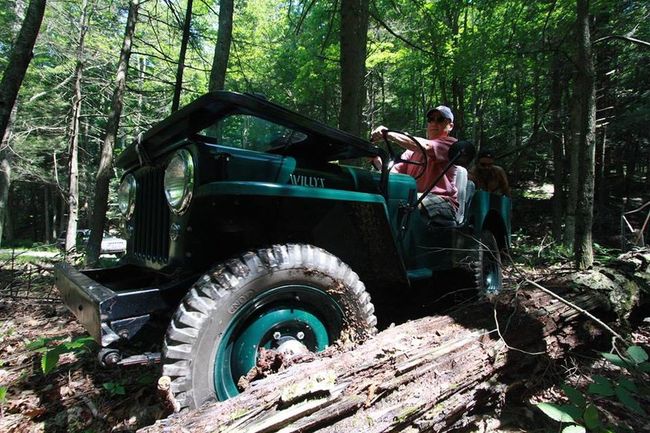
(0, 195), (648, 432)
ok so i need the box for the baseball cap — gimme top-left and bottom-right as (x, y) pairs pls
(426, 105), (454, 123)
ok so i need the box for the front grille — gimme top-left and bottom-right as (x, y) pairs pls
(131, 166), (170, 263)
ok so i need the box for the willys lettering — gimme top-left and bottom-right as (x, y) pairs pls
(289, 173), (325, 188)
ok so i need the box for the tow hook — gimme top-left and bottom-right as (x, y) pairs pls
(99, 349), (161, 367)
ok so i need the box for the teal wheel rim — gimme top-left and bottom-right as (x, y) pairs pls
(213, 285), (343, 399)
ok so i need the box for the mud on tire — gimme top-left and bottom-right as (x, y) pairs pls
(162, 244), (377, 409)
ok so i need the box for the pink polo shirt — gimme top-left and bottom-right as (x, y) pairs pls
(391, 136), (458, 209)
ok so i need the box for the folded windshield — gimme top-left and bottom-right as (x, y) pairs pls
(198, 114), (308, 153)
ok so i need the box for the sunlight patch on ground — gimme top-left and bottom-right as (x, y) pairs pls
(521, 183), (554, 199)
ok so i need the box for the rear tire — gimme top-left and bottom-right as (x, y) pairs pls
(162, 244), (377, 409)
(474, 230), (503, 294)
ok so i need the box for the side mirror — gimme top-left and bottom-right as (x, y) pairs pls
(448, 140), (476, 167)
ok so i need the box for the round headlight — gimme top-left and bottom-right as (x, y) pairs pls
(164, 149), (194, 214)
(118, 174), (136, 218)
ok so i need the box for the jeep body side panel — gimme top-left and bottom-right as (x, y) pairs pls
(187, 181), (409, 295)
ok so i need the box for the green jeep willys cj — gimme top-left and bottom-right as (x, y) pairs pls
(55, 91), (511, 409)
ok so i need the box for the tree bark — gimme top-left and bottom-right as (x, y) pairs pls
(0, 0), (46, 247)
(565, 82), (581, 250)
(208, 0), (234, 92)
(339, 0), (369, 136)
(550, 54), (565, 242)
(85, 0), (139, 267)
(574, 0), (596, 269)
(171, 0), (193, 112)
(64, 0), (91, 254)
(138, 283), (623, 433)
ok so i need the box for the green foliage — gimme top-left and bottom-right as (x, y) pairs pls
(102, 381), (126, 396)
(26, 336), (96, 375)
(0, 385), (7, 404)
(536, 345), (649, 431)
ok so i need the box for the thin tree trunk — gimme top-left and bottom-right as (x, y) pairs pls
(339, 0), (369, 136)
(0, 112), (15, 247)
(565, 83), (581, 250)
(171, 0), (193, 112)
(550, 55), (565, 242)
(86, 0), (139, 266)
(574, 0), (596, 269)
(208, 0), (234, 92)
(44, 185), (50, 243)
(0, 0), (46, 246)
(65, 0), (91, 254)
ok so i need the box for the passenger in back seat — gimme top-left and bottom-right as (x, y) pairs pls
(371, 106), (458, 220)
(469, 149), (511, 197)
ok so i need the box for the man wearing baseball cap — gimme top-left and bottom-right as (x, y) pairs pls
(371, 105), (458, 220)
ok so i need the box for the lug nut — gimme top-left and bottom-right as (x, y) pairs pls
(296, 331), (305, 340)
(273, 331), (281, 340)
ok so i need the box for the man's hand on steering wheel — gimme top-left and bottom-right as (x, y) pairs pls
(370, 127), (428, 180)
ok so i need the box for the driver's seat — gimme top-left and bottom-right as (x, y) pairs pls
(428, 166), (475, 227)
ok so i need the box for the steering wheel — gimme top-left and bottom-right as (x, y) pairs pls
(381, 129), (428, 180)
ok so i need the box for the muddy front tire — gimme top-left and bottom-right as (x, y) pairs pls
(162, 244), (377, 409)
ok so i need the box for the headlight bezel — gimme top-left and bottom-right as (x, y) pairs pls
(164, 148), (195, 215)
(118, 173), (137, 219)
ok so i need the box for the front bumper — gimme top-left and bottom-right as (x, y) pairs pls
(55, 263), (193, 347)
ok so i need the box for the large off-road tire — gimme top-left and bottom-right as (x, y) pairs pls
(474, 229), (503, 294)
(162, 244), (378, 409)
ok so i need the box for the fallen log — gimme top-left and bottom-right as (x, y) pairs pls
(139, 284), (612, 433)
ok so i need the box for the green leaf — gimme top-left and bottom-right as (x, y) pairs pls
(102, 382), (126, 395)
(62, 336), (95, 351)
(601, 352), (629, 368)
(588, 376), (615, 396)
(562, 426), (585, 433)
(0, 385), (7, 403)
(583, 404), (601, 429)
(626, 346), (648, 364)
(615, 386), (646, 415)
(536, 403), (576, 423)
(562, 384), (586, 409)
(618, 378), (637, 392)
(41, 347), (63, 375)
(26, 336), (66, 351)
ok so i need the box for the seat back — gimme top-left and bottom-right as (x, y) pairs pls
(455, 166), (474, 224)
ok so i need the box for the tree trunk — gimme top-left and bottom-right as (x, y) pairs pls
(574, 0), (596, 269)
(0, 113), (15, 247)
(565, 83), (581, 250)
(338, 0), (369, 136)
(550, 55), (565, 242)
(65, 0), (91, 254)
(208, 0), (234, 92)
(0, 0), (46, 247)
(171, 0), (193, 112)
(86, 0), (139, 266)
(139, 283), (618, 433)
